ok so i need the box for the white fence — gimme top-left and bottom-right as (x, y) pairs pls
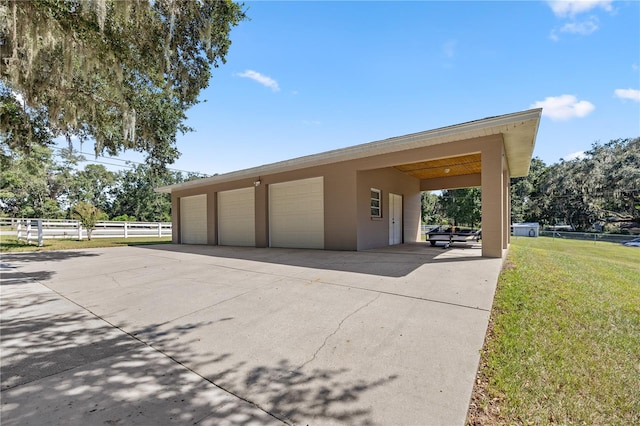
(538, 230), (636, 244)
(3, 218), (171, 246)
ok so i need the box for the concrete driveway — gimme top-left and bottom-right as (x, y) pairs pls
(1, 243), (502, 425)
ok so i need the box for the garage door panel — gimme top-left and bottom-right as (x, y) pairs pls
(270, 177), (324, 249)
(180, 194), (207, 244)
(218, 187), (255, 246)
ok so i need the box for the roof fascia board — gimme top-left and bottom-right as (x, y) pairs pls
(156, 108), (542, 193)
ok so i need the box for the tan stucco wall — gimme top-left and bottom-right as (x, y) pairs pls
(345, 134), (508, 257)
(254, 183), (268, 248)
(172, 164), (359, 250)
(323, 168), (358, 250)
(170, 133), (511, 257)
(251, 164), (358, 250)
(171, 195), (179, 244)
(356, 168), (421, 250)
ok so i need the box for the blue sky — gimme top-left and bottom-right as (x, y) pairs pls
(68, 0), (640, 175)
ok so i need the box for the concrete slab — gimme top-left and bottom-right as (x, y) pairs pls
(0, 263), (281, 425)
(1, 243), (502, 425)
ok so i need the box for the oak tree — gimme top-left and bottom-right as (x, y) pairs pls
(0, 0), (247, 166)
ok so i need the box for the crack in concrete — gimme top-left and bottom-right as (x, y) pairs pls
(106, 273), (123, 287)
(131, 276), (291, 336)
(297, 293), (382, 371)
(316, 279), (491, 312)
(148, 253), (490, 312)
(160, 287), (261, 326)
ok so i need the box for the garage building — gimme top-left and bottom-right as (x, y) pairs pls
(157, 108), (542, 258)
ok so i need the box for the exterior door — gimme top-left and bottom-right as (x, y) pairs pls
(269, 177), (324, 249)
(180, 194), (207, 244)
(389, 193), (402, 245)
(217, 187), (255, 246)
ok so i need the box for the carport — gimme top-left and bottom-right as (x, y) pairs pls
(158, 108), (542, 258)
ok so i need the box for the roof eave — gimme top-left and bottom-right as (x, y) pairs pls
(156, 108), (542, 193)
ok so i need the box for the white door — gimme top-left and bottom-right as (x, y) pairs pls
(389, 193), (402, 245)
(180, 194), (207, 244)
(218, 187), (255, 246)
(269, 177), (324, 249)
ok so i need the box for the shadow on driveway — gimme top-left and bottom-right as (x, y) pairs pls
(139, 242), (486, 278)
(1, 274), (397, 425)
(1, 251), (100, 264)
(1, 251), (100, 287)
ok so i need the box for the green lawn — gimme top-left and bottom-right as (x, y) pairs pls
(0, 236), (172, 252)
(469, 236), (640, 425)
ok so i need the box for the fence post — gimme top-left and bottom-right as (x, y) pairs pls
(157, 222), (161, 237)
(26, 220), (32, 244)
(17, 219), (22, 242)
(37, 219), (43, 247)
(77, 220), (83, 240)
(124, 222), (128, 239)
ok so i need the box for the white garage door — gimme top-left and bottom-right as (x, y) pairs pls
(269, 177), (324, 249)
(218, 187), (255, 246)
(180, 194), (207, 244)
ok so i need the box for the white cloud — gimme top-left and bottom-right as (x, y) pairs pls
(547, 0), (613, 18)
(531, 94), (595, 120)
(614, 88), (640, 102)
(236, 70), (280, 92)
(563, 151), (586, 161)
(547, 1), (613, 40)
(633, 63), (639, 72)
(550, 17), (599, 40)
(560, 18), (599, 35)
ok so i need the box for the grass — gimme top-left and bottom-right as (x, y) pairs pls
(469, 236), (640, 425)
(0, 236), (172, 252)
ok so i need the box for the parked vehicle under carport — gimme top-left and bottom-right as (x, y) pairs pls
(426, 226), (481, 247)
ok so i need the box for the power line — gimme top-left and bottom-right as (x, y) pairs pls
(51, 146), (210, 176)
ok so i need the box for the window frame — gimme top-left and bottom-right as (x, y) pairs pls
(370, 188), (382, 218)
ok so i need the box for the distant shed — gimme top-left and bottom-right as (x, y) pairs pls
(512, 222), (540, 237)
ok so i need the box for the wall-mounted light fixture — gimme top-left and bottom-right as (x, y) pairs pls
(254, 178), (261, 187)
(444, 168), (450, 174)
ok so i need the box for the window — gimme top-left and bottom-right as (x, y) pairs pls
(370, 188), (381, 218)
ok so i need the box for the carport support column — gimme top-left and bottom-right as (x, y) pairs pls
(503, 168), (510, 249)
(481, 139), (505, 258)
